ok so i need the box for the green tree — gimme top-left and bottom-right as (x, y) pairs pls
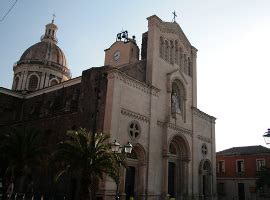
(52, 128), (118, 200)
(0, 128), (46, 195)
(256, 166), (270, 189)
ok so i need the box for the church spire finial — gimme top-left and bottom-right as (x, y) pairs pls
(52, 13), (56, 24)
(172, 11), (177, 22)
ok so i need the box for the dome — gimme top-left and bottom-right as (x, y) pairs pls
(12, 20), (72, 92)
(14, 21), (71, 80)
(19, 41), (68, 68)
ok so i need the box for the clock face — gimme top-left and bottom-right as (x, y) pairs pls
(113, 50), (120, 61)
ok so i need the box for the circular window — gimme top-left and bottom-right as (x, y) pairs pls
(128, 121), (141, 141)
(202, 143), (208, 156)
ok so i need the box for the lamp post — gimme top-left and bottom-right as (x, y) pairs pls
(263, 129), (270, 145)
(111, 140), (132, 200)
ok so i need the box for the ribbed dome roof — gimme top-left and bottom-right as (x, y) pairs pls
(19, 41), (68, 68)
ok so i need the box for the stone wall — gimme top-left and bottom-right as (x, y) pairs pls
(0, 66), (111, 199)
(0, 92), (23, 125)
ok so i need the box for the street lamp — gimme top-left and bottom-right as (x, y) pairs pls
(263, 129), (270, 145)
(111, 140), (133, 200)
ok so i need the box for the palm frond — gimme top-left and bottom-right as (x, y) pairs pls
(52, 128), (120, 199)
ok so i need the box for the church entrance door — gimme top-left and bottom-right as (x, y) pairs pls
(166, 136), (190, 200)
(124, 145), (146, 200)
(125, 166), (135, 200)
(168, 162), (176, 198)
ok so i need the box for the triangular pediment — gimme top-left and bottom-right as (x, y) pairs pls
(147, 15), (193, 51)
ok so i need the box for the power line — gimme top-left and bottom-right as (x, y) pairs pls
(0, 0), (18, 22)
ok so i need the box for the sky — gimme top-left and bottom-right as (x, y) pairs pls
(0, 0), (270, 151)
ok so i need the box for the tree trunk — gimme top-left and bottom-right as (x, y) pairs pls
(79, 177), (90, 200)
(89, 177), (99, 200)
(18, 175), (27, 193)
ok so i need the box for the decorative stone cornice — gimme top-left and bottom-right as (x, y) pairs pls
(192, 107), (216, 123)
(27, 76), (81, 98)
(0, 77), (81, 99)
(157, 120), (192, 137)
(197, 135), (212, 143)
(121, 108), (149, 123)
(14, 60), (71, 78)
(108, 69), (160, 97)
(0, 87), (24, 98)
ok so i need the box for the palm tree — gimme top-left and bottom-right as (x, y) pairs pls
(0, 128), (46, 196)
(52, 128), (118, 200)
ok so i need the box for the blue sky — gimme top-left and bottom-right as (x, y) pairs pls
(1, 0), (270, 151)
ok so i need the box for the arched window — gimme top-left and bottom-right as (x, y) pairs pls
(170, 40), (174, 65)
(28, 75), (39, 91)
(199, 159), (213, 198)
(188, 57), (192, 76)
(14, 76), (20, 90)
(175, 41), (179, 65)
(184, 55), (187, 73)
(160, 36), (164, 59)
(179, 48), (183, 70)
(165, 40), (169, 62)
(49, 79), (58, 86)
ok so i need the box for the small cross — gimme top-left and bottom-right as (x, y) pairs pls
(52, 13), (56, 23)
(172, 11), (177, 22)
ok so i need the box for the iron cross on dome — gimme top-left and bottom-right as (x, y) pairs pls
(52, 13), (56, 23)
(172, 11), (177, 22)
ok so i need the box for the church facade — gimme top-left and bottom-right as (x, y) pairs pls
(0, 15), (217, 200)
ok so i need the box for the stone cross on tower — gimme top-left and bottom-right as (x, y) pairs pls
(172, 11), (177, 22)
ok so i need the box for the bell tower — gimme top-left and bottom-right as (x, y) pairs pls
(104, 31), (139, 68)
